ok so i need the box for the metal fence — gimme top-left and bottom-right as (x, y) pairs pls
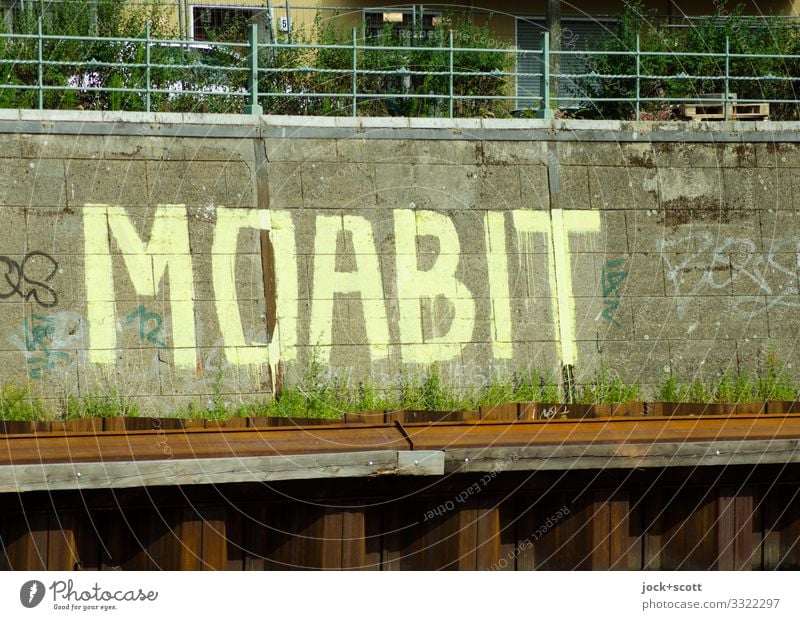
(1, 20), (799, 118)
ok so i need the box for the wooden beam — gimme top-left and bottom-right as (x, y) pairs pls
(445, 439), (800, 473)
(0, 450), (445, 494)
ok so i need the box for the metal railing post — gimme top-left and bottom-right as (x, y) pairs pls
(635, 33), (640, 120)
(145, 21), (151, 113)
(537, 31), (553, 119)
(448, 29), (454, 118)
(37, 17), (43, 110)
(352, 27), (358, 117)
(245, 22), (263, 115)
(724, 35), (730, 121)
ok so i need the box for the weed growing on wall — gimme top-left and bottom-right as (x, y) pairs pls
(0, 385), (44, 421)
(4, 359), (800, 421)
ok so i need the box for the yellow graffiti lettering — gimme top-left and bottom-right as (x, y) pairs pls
(309, 214), (390, 364)
(84, 204), (195, 368)
(269, 210), (298, 363)
(512, 209), (600, 366)
(212, 208), (271, 366)
(484, 211), (512, 359)
(395, 209), (475, 364)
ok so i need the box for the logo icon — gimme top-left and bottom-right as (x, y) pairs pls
(20, 580), (45, 608)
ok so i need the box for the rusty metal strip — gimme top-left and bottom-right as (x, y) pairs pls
(394, 420), (414, 450)
(1, 414), (800, 467)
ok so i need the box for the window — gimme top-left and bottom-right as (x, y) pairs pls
(192, 6), (266, 42)
(516, 17), (615, 110)
(364, 9), (442, 42)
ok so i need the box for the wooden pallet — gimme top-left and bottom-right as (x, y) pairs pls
(679, 101), (769, 121)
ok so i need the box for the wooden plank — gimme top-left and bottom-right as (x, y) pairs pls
(0, 449), (443, 493)
(382, 498), (425, 570)
(717, 491), (736, 570)
(642, 488), (664, 570)
(319, 509), (344, 569)
(0, 513), (9, 571)
(225, 510), (244, 570)
(609, 491), (642, 570)
(6, 512), (48, 569)
(452, 498), (478, 570)
(764, 484), (800, 570)
(590, 493), (611, 569)
(292, 504), (324, 570)
(200, 507), (227, 570)
(148, 507), (181, 570)
(96, 508), (150, 570)
(47, 512), (79, 570)
(363, 506), (382, 571)
(177, 508), (203, 570)
(243, 504), (269, 571)
(340, 508), (366, 570)
(444, 439), (800, 474)
(533, 493), (583, 569)
(734, 488), (756, 571)
(655, 487), (718, 570)
(514, 494), (537, 571)
(475, 497), (501, 570)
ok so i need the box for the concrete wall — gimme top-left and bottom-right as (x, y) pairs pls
(2, 110), (799, 409)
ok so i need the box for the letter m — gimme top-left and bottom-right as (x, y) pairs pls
(83, 205), (196, 367)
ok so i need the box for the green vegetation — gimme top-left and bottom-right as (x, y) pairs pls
(257, 11), (513, 117)
(656, 353), (799, 403)
(0, 385), (45, 421)
(0, 3), (513, 116)
(583, 0), (800, 120)
(5, 353), (800, 422)
(577, 365), (640, 404)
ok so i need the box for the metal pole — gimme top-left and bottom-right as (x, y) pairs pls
(245, 23), (263, 114)
(448, 29), (454, 118)
(635, 33), (640, 120)
(536, 32), (552, 119)
(264, 0), (276, 45)
(184, 0), (191, 40)
(546, 0), (560, 111)
(286, 0), (291, 44)
(352, 27), (357, 117)
(145, 21), (151, 113)
(37, 16), (43, 110)
(177, 0), (183, 39)
(724, 35), (730, 121)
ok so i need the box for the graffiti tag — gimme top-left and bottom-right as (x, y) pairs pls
(23, 314), (70, 379)
(0, 252), (59, 307)
(659, 232), (800, 318)
(125, 305), (167, 350)
(601, 257), (628, 327)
